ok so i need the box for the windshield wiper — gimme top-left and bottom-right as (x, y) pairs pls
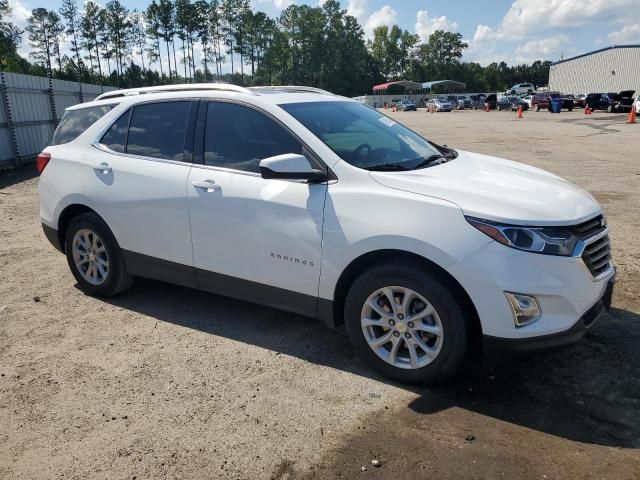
(412, 154), (446, 169)
(364, 163), (411, 171)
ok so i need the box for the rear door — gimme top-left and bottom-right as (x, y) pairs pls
(86, 100), (197, 284)
(187, 100), (327, 314)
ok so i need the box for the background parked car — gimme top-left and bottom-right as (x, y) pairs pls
(482, 93), (498, 110)
(531, 92), (574, 111)
(612, 90), (635, 113)
(455, 95), (473, 109)
(427, 98), (453, 112)
(634, 95), (640, 113)
(471, 94), (486, 110)
(585, 93), (617, 112)
(497, 96), (529, 111)
(521, 94), (533, 108)
(395, 99), (417, 111)
(509, 83), (535, 95)
(571, 94), (587, 108)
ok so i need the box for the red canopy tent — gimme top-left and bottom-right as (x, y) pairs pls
(372, 80), (423, 92)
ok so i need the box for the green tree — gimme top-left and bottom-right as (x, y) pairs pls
(145, 1), (164, 81)
(59, 0), (83, 75)
(80, 1), (104, 78)
(26, 8), (64, 76)
(104, 0), (132, 86)
(0, 0), (23, 69)
(157, 0), (175, 80)
(175, 0), (192, 79)
(415, 30), (467, 80)
(130, 10), (147, 71)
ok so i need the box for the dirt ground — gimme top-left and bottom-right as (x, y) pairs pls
(1, 109), (639, 480)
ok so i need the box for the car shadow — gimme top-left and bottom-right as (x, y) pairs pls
(99, 277), (640, 449)
(0, 164), (38, 189)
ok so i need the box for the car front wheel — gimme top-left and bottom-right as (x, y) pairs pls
(65, 212), (133, 297)
(344, 263), (469, 384)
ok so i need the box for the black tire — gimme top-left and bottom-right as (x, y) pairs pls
(64, 212), (133, 297)
(568, 107), (573, 112)
(607, 105), (614, 113)
(534, 104), (540, 112)
(344, 262), (469, 385)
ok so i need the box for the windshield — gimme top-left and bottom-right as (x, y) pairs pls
(281, 101), (446, 170)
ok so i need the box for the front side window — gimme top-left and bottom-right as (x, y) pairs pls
(126, 101), (191, 161)
(51, 105), (114, 145)
(203, 102), (302, 173)
(281, 101), (443, 171)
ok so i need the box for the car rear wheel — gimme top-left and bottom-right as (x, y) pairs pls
(344, 263), (469, 385)
(65, 212), (133, 297)
(534, 104), (540, 112)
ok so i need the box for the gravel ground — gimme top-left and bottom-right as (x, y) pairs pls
(0, 109), (639, 479)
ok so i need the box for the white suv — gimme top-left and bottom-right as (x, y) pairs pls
(38, 84), (615, 384)
(510, 83), (534, 95)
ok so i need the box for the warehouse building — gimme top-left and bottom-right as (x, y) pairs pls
(549, 45), (640, 94)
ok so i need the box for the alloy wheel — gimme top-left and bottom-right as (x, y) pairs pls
(361, 286), (444, 369)
(72, 228), (110, 286)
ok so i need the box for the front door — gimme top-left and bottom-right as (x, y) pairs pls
(187, 101), (327, 315)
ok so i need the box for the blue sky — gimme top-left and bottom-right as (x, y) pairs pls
(8, 0), (640, 72)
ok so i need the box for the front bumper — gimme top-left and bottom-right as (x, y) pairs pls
(448, 239), (615, 339)
(483, 276), (614, 353)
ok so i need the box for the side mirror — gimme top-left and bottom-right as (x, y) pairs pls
(259, 153), (328, 183)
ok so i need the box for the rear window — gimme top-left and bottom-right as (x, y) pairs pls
(51, 105), (114, 145)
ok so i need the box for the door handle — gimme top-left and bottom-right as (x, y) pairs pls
(192, 179), (221, 192)
(93, 162), (112, 174)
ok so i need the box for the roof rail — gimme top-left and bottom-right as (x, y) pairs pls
(248, 85), (335, 96)
(95, 83), (254, 101)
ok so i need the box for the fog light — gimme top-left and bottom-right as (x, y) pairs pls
(504, 292), (541, 327)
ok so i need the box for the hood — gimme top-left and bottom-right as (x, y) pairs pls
(370, 150), (601, 226)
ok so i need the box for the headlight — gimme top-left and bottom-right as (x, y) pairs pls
(466, 216), (579, 256)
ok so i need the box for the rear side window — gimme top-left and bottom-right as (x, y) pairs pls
(126, 102), (191, 161)
(203, 102), (302, 173)
(51, 105), (113, 145)
(100, 109), (131, 153)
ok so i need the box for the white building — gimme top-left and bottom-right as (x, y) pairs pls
(549, 45), (640, 95)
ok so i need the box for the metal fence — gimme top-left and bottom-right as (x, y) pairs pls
(0, 71), (118, 169)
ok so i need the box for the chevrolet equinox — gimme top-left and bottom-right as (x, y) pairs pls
(38, 84), (615, 384)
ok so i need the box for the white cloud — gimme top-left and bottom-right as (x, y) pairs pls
(514, 34), (569, 62)
(608, 23), (640, 43)
(256, 0), (292, 10)
(364, 5), (396, 38)
(472, 0), (638, 44)
(8, 0), (30, 26)
(347, 0), (366, 21)
(415, 10), (458, 42)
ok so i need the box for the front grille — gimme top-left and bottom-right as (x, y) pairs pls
(571, 214), (606, 239)
(575, 215), (612, 278)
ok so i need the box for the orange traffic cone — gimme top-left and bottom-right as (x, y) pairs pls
(517, 105), (523, 119)
(627, 108), (636, 124)
(584, 108), (592, 115)
(485, 103), (490, 112)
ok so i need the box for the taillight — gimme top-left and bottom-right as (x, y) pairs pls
(36, 152), (51, 173)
